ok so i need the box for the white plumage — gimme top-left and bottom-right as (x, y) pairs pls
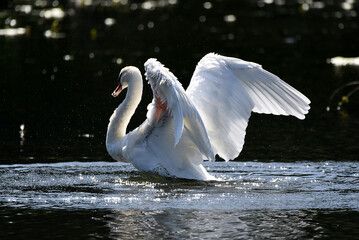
(106, 53), (310, 180)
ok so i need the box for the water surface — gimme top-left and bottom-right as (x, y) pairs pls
(1, 161), (358, 239)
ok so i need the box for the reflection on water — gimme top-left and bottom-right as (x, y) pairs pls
(0, 161), (358, 239)
(105, 209), (359, 239)
(1, 207), (359, 239)
(329, 56), (359, 66)
(0, 27), (26, 36)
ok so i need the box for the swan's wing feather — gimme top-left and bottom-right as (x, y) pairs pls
(224, 55), (311, 118)
(186, 53), (310, 161)
(136, 117), (214, 179)
(144, 58), (214, 161)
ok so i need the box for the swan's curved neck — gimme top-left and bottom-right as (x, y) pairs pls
(106, 72), (143, 147)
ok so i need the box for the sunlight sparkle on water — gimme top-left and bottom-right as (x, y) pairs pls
(44, 30), (65, 39)
(224, 14), (236, 23)
(0, 162), (358, 210)
(15, 5), (32, 14)
(203, 2), (212, 9)
(0, 28), (26, 36)
(39, 8), (65, 19)
(329, 56), (359, 66)
(104, 18), (116, 26)
(63, 54), (75, 61)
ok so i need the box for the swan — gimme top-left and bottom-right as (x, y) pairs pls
(106, 53), (310, 180)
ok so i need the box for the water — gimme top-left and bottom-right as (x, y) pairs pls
(1, 0), (359, 239)
(0, 161), (358, 239)
(1, 161), (358, 210)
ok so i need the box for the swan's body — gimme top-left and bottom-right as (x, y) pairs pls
(106, 53), (310, 180)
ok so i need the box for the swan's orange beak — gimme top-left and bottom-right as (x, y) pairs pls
(112, 83), (122, 97)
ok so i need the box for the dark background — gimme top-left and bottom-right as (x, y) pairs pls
(1, 0), (359, 164)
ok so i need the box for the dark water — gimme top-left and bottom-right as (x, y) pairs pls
(1, 0), (359, 239)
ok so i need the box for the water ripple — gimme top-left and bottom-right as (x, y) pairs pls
(0, 161), (358, 211)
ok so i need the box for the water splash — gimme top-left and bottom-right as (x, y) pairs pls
(0, 161), (358, 210)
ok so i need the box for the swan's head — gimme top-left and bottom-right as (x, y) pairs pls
(112, 66), (141, 97)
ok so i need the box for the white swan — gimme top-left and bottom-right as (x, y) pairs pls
(106, 53), (310, 180)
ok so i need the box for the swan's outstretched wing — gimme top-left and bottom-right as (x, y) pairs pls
(186, 53), (311, 161)
(144, 58), (214, 162)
